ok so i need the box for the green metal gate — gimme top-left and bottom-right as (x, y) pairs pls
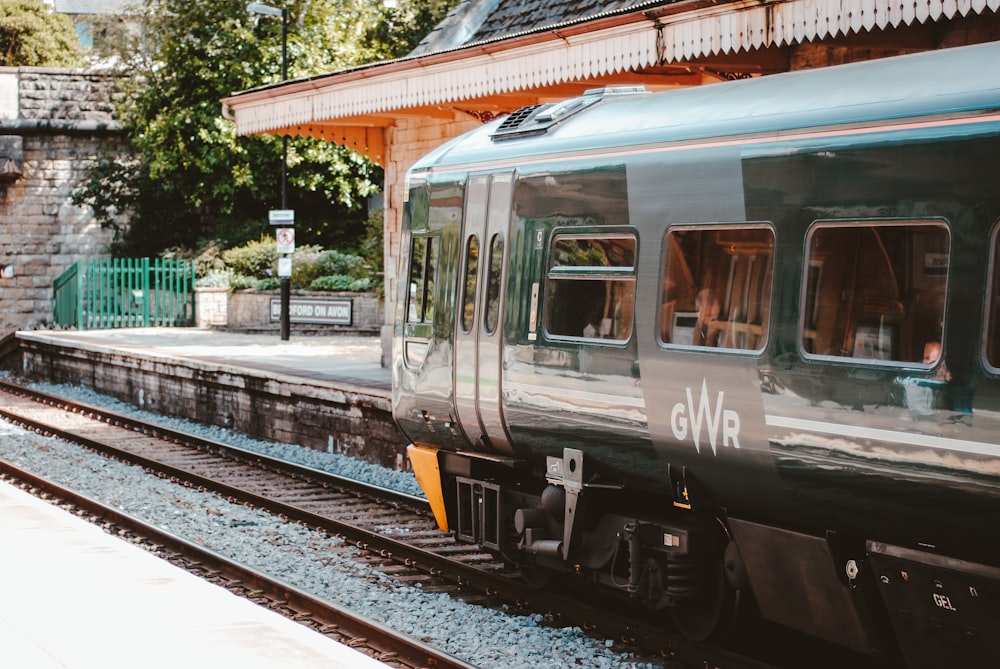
(53, 258), (196, 329)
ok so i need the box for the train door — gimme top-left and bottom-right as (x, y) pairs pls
(454, 172), (515, 456)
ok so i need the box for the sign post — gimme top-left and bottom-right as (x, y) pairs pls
(270, 209), (295, 340)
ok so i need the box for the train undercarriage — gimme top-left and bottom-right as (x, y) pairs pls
(416, 444), (745, 642)
(410, 443), (1000, 668)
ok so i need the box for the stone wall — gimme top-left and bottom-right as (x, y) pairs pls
(14, 333), (410, 470)
(0, 68), (128, 333)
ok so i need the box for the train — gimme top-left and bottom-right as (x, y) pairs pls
(391, 41), (1000, 668)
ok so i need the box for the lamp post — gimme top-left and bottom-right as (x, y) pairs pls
(247, 1), (292, 340)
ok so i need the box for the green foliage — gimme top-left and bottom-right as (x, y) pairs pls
(73, 0), (460, 260)
(315, 249), (367, 278)
(363, 0), (458, 61)
(229, 274), (259, 290)
(217, 236), (373, 292)
(74, 0), (420, 256)
(256, 277), (281, 291)
(221, 237), (278, 279)
(310, 275), (371, 292)
(195, 270), (231, 288)
(0, 0), (82, 67)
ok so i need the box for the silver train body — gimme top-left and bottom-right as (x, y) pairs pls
(392, 42), (1000, 667)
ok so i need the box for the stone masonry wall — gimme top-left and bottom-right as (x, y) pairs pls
(0, 68), (128, 333)
(16, 334), (410, 471)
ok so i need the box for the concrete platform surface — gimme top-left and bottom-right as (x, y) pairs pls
(16, 328), (390, 392)
(0, 478), (389, 669)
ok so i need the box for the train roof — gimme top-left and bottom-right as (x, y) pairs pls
(410, 40), (1000, 174)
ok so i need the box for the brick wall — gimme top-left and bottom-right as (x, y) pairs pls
(0, 68), (128, 333)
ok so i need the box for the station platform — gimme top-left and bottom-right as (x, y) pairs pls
(8, 328), (408, 470)
(0, 478), (389, 669)
(14, 327), (391, 391)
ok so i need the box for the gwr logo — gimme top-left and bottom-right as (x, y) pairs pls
(670, 379), (741, 456)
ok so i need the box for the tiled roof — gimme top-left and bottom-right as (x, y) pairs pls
(412, 0), (652, 55)
(225, 0), (1000, 151)
(471, 0), (646, 41)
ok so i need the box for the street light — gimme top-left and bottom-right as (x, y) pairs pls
(247, 2), (292, 340)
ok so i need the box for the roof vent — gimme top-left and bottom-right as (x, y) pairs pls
(493, 104), (546, 135)
(491, 86), (645, 141)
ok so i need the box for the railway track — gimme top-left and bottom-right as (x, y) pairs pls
(0, 379), (804, 668)
(0, 462), (475, 669)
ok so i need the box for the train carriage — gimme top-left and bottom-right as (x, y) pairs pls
(392, 42), (1000, 668)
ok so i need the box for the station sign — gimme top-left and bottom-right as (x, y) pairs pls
(270, 297), (352, 325)
(269, 209), (295, 226)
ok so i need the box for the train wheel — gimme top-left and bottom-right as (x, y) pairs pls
(669, 559), (740, 642)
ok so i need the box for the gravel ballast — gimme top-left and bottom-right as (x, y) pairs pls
(0, 376), (660, 668)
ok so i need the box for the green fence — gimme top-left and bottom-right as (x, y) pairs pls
(53, 258), (196, 330)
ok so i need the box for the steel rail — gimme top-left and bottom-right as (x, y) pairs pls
(0, 457), (478, 669)
(0, 379), (426, 510)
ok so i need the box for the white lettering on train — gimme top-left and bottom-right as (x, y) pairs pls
(670, 379), (741, 456)
(932, 593), (958, 612)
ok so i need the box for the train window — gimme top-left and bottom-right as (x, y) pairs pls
(484, 234), (504, 334)
(985, 225), (1000, 370)
(544, 233), (636, 341)
(406, 235), (437, 325)
(660, 226), (774, 351)
(461, 235), (479, 333)
(801, 221), (949, 367)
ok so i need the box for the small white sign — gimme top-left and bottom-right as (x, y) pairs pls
(269, 209), (295, 225)
(277, 257), (292, 278)
(276, 227), (295, 254)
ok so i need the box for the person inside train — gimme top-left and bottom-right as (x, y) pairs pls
(693, 288), (722, 347)
(583, 305), (610, 338)
(924, 341), (952, 381)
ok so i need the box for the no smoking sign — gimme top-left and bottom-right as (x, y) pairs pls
(276, 227), (295, 254)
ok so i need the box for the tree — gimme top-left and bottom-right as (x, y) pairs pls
(0, 0), (82, 67)
(74, 0), (458, 258)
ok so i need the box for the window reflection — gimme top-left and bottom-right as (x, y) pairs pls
(545, 234), (636, 341)
(406, 235), (436, 325)
(461, 236), (480, 333)
(801, 222), (948, 365)
(660, 226), (773, 351)
(484, 235), (504, 334)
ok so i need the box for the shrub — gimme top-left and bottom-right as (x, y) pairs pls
(256, 277), (280, 290)
(289, 244), (328, 288)
(314, 249), (367, 278)
(310, 275), (371, 292)
(229, 274), (258, 290)
(195, 270), (231, 288)
(219, 237), (374, 291)
(221, 237), (277, 278)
